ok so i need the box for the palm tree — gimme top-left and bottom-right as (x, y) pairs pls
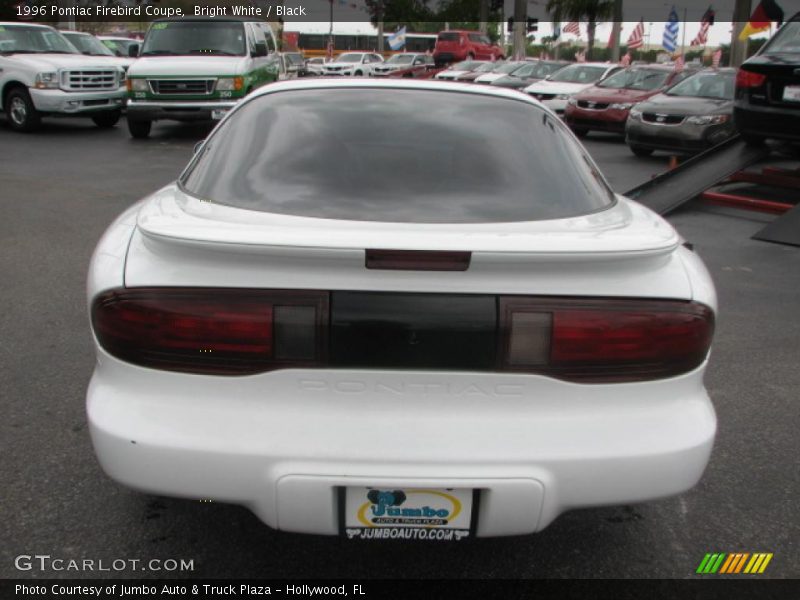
(547, 0), (615, 60)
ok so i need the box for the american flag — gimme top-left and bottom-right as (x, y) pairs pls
(712, 48), (723, 68)
(627, 20), (645, 50)
(620, 52), (632, 66)
(563, 21), (581, 36)
(674, 54), (685, 72)
(691, 7), (716, 46)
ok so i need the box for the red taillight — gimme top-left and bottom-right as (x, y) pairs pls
(92, 289), (328, 375)
(499, 297), (714, 382)
(735, 69), (767, 89)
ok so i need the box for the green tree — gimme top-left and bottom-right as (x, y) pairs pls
(546, 0), (614, 60)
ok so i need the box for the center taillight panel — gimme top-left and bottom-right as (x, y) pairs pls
(92, 289), (713, 383)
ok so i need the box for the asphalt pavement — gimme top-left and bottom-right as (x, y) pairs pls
(1, 117), (798, 579)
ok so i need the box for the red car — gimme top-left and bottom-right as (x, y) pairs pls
(433, 30), (504, 66)
(564, 65), (696, 137)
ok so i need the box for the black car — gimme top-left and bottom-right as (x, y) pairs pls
(734, 12), (800, 145)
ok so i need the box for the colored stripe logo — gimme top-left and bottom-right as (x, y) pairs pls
(696, 553), (773, 574)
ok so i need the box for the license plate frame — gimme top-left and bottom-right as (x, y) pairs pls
(339, 487), (478, 541)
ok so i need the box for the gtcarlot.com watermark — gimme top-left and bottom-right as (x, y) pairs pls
(14, 554), (194, 573)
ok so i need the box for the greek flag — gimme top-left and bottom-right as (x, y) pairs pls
(663, 7), (679, 52)
(388, 27), (407, 51)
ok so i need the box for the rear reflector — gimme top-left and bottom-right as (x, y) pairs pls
(499, 297), (714, 382)
(365, 249), (471, 271)
(92, 288), (328, 375)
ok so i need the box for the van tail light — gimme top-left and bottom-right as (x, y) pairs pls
(499, 297), (714, 382)
(735, 69), (767, 89)
(91, 288), (328, 375)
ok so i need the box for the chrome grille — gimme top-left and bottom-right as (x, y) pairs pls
(148, 79), (215, 95)
(643, 113), (684, 125)
(60, 70), (118, 91)
(577, 100), (609, 109)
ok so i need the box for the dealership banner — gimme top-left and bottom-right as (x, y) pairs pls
(1, 579), (798, 599)
(3, 0), (800, 24)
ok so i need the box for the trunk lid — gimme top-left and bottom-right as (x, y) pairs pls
(124, 185), (691, 299)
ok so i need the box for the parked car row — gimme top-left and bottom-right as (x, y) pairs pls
(3, 17), (798, 151)
(427, 56), (769, 157)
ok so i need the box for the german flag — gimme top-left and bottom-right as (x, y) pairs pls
(739, 0), (784, 40)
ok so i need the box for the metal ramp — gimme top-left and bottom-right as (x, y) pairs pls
(624, 136), (771, 215)
(753, 199), (800, 248)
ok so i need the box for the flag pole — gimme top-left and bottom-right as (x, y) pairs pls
(681, 7), (687, 58)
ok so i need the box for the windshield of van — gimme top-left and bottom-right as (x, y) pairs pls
(141, 21), (246, 56)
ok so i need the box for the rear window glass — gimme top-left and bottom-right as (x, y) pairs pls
(181, 88), (614, 223)
(762, 21), (800, 54)
(437, 32), (460, 42)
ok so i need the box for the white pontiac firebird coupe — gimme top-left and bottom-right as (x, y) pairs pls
(87, 79), (717, 541)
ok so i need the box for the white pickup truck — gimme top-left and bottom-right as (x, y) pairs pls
(0, 22), (126, 132)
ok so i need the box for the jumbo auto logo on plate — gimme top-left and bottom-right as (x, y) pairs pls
(344, 487), (473, 541)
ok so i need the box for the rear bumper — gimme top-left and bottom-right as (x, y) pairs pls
(126, 99), (239, 122)
(30, 87), (126, 115)
(734, 104), (800, 142)
(87, 351), (716, 537)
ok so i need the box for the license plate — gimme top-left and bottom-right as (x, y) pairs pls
(211, 109), (229, 120)
(783, 86), (800, 103)
(343, 487), (473, 541)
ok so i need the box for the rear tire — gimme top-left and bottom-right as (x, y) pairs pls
(5, 87), (41, 132)
(740, 133), (765, 146)
(128, 118), (152, 139)
(92, 110), (121, 129)
(629, 144), (654, 157)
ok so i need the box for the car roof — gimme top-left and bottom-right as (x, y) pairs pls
(565, 62), (616, 68)
(60, 30), (92, 36)
(0, 21), (51, 29)
(622, 64), (681, 71)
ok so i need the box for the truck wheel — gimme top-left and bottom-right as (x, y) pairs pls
(92, 111), (121, 129)
(629, 144), (654, 157)
(5, 88), (41, 132)
(128, 119), (152, 139)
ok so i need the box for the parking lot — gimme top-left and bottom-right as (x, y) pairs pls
(1, 115), (798, 580)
